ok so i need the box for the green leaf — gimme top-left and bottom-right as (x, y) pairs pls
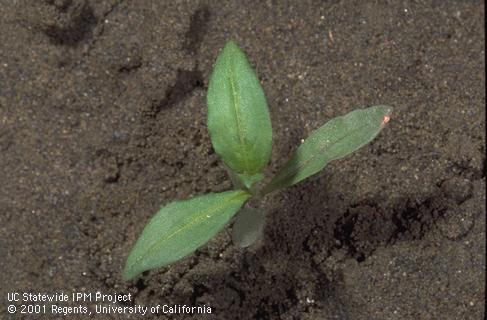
(262, 105), (393, 194)
(123, 190), (250, 280)
(232, 207), (265, 248)
(207, 41), (272, 187)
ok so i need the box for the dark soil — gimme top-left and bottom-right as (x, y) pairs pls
(1, 1), (485, 319)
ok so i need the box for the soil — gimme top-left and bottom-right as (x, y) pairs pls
(0, 1), (485, 319)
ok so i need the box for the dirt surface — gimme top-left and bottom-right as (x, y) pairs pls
(1, 1), (485, 319)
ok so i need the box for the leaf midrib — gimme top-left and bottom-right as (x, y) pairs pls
(228, 60), (251, 173)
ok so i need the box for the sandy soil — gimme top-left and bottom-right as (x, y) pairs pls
(0, 1), (485, 319)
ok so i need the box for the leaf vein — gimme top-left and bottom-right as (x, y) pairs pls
(228, 62), (250, 173)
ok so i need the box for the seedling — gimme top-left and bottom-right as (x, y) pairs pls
(122, 41), (392, 280)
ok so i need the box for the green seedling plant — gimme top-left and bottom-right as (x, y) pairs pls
(122, 41), (392, 281)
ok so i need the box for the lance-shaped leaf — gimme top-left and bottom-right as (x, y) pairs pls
(123, 190), (250, 280)
(262, 105), (393, 194)
(207, 41), (272, 188)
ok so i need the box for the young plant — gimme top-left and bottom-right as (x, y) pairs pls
(122, 41), (392, 281)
